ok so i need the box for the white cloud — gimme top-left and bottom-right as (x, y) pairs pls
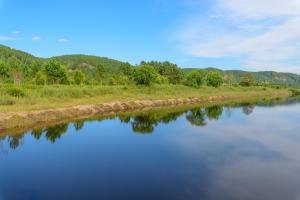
(0, 35), (19, 41)
(175, 0), (300, 73)
(12, 30), (21, 35)
(32, 36), (41, 41)
(58, 38), (69, 43)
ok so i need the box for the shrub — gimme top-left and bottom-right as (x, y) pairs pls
(35, 71), (47, 85)
(108, 77), (117, 86)
(133, 65), (157, 86)
(0, 61), (9, 78)
(206, 71), (223, 87)
(184, 70), (207, 88)
(155, 75), (169, 84)
(74, 70), (85, 85)
(6, 87), (25, 97)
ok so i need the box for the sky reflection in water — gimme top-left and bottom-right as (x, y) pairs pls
(0, 97), (300, 200)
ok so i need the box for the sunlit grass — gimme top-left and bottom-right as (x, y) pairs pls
(0, 84), (290, 112)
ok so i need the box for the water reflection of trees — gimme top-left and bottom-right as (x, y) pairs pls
(206, 106), (223, 120)
(186, 108), (207, 126)
(6, 96), (296, 150)
(241, 104), (255, 115)
(0, 105), (248, 149)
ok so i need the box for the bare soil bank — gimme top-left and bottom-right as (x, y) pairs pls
(0, 90), (292, 134)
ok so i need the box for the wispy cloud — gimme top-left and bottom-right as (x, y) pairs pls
(0, 35), (19, 41)
(174, 0), (300, 73)
(12, 30), (21, 35)
(58, 38), (69, 43)
(32, 36), (41, 41)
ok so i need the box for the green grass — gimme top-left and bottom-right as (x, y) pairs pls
(0, 84), (291, 112)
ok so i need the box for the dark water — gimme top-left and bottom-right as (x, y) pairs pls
(1, 97), (300, 200)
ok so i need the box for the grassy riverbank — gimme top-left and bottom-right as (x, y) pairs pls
(0, 84), (292, 113)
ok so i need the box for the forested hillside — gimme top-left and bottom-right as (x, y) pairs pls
(0, 44), (300, 87)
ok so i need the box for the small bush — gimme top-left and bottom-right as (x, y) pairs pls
(206, 71), (223, 87)
(155, 75), (169, 84)
(108, 77), (117, 86)
(184, 70), (207, 88)
(35, 71), (47, 85)
(6, 87), (25, 97)
(74, 70), (85, 85)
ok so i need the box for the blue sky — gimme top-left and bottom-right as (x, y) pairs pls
(1, 0), (300, 73)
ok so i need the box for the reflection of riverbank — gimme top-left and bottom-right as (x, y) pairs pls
(0, 91), (292, 134)
(1, 96), (300, 150)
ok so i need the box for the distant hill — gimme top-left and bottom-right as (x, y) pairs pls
(1, 44), (300, 87)
(184, 68), (300, 87)
(51, 55), (124, 73)
(0, 45), (126, 73)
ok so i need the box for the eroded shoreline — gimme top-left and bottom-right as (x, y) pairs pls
(0, 90), (292, 134)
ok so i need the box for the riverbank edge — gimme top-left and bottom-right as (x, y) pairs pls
(0, 90), (292, 133)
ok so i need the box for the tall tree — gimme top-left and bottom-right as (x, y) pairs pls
(45, 60), (69, 84)
(9, 56), (22, 85)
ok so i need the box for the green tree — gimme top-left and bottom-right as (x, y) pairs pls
(35, 71), (47, 85)
(9, 56), (22, 85)
(45, 60), (69, 84)
(120, 62), (134, 77)
(185, 69), (207, 88)
(0, 61), (9, 77)
(95, 64), (106, 83)
(240, 73), (255, 86)
(140, 61), (184, 84)
(206, 71), (223, 87)
(0, 61), (9, 84)
(158, 62), (184, 84)
(74, 70), (85, 85)
(133, 65), (157, 86)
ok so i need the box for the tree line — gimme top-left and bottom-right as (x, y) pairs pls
(0, 56), (257, 88)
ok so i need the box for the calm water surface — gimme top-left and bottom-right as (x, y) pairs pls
(1, 97), (300, 200)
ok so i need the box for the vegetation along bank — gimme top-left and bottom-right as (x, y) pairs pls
(0, 45), (296, 130)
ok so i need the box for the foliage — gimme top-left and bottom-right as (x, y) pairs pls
(0, 61), (9, 78)
(74, 70), (85, 85)
(35, 71), (47, 85)
(185, 70), (207, 88)
(133, 65), (157, 86)
(119, 62), (134, 77)
(140, 61), (184, 84)
(8, 56), (23, 85)
(155, 74), (169, 84)
(5, 87), (25, 97)
(206, 71), (223, 87)
(44, 60), (69, 84)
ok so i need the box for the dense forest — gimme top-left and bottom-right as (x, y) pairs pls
(0, 44), (299, 88)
